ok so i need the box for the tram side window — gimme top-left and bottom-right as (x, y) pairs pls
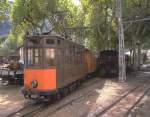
(80, 48), (83, 64)
(58, 49), (61, 65)
(69, 45), (72, 64)
(79, 47), (81, 64)
(46, 49), (55, 66)
(78, 47), (81, 64)
(57, 39), (61, 45)
(78, 47), (80, 64)
(72, 46), (75, 64)
(65, 48), (69, 64)
(76, 46), (79, 64)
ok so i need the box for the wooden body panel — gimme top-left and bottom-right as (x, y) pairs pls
(56, 39), (85, 88)
(60, 65), (85, 87)
(84, 49), (97, 74)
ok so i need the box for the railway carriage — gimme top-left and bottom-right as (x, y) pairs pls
(98, 50), (119, 77)
(22, 34), (96, 99)
(84, 49), (97, 77)
(98, 50), (132, 77)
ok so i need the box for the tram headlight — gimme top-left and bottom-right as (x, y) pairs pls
(31, 80), (38, 88)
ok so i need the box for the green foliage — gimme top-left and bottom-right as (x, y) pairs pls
(58, 0), (83, 27)
(11, 0), (85, 44)
(84, 0), (150, 50)
(11, 0), (84, 33)
(81, 0), (117, 50)
(10, 0), (150, 51)
(0, 35), (19, 56)
(11, 0), (57, 34)
(7, 32), (23, 45)
(123, 0), (150, 49)
(0, 36), (7, 45)
(0, 0), (9, 22)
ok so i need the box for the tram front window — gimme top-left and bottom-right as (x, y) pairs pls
(27, 48), (33, 66)
(25, 37), (56, 68)
(27, 48), (42, 67)
(46, 48), (55, 66)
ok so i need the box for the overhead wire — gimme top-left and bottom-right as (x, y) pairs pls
(123, 17), (150, 23)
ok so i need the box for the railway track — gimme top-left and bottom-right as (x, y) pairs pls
(7, 76), (149, 117)
(30, 78), (148, 117)
(124, 89), (150, 117)
(6, 101), (46, 117)
(7, 78), (103, 117)
(86, 83), (150, 117)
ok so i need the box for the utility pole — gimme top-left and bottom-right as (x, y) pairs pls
(116, 0), (126, 81)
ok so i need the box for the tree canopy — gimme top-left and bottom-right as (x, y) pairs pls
(0, 0), (150, 53)
(0, 0), (9, 23)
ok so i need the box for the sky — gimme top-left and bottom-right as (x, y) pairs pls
(72, 0), (81, 6)
(8, 0), (14, 2)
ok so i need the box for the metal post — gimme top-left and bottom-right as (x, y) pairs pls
(117, 0), (126, 81)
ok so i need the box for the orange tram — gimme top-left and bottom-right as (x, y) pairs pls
(22, 35), (98, 100)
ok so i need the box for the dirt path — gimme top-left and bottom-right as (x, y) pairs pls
(0, 81), (27, 117)
(0, 71), (150, 117)
(31, 72), (150, 117)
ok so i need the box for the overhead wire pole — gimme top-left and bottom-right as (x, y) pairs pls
(116, 0), (126, 81)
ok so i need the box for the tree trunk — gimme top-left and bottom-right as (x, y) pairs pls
(132, 36), (137, 71)
(129, 49), (132, 65)
(137, 43), (141, 70)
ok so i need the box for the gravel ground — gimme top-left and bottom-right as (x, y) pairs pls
(0, 68), (150, 117)
(128, 92), (150, 117)
(0, 79), (27, 117)
(33, 72), (150, 117)
(127, 73), (150, 117)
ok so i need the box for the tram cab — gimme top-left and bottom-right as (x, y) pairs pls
(22, 35), (85, 99)
(22, 35), (59, 98)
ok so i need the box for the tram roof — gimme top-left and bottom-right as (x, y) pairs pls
(25, 34), (84, 47)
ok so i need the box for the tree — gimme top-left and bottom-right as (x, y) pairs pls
(11, 0), (57, 34)
(123, 0), (150, 69)
(10, 0), (150, 55)
(0, 0), (9, 23)
(11, 0), (85, 45)
(80, 0), (117, 50)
